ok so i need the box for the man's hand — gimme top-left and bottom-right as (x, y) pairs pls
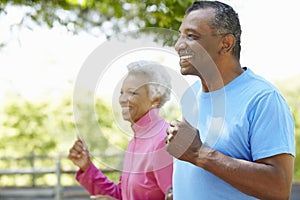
(165, 119), (203, 164)
(68, 136), (91, 171)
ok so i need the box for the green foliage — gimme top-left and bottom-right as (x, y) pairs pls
(160, 102), (181, 122)
(276, 77), (300, 182)
(73, 95), (110, 154)
(0, 97), (57, 156)
(72, 92), (130, 157)
(0, 0), (194, 37)
(0, 93), (127, 186)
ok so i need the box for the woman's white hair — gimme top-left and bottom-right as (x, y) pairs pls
(126, 60), (172, 108)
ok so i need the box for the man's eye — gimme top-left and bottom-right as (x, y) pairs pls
(187, 34), (198, 40)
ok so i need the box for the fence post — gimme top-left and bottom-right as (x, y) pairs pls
(30, 151), (36, 187)
(55, 157), (62, 200)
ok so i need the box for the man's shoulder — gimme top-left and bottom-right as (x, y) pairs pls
(238, 68), (280, 96)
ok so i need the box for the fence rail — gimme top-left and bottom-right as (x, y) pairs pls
(1, 154), (300, 200)
(0, 154), (120, 200)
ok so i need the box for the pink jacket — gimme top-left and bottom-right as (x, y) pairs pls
(76, 109), (173, 200)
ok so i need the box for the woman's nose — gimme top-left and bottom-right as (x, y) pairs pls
(119, 93), (129, 104)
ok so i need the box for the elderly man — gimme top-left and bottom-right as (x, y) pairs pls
(166, 1), (295, 200)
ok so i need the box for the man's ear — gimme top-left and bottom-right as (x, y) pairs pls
(220, 34), (236, 55)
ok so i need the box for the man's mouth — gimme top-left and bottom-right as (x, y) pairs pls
(178, 50), (195, 62)
(180, 55), (194, 60)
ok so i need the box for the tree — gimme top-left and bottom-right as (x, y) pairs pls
(0, 97), (57, 156)
(0, 93), (127, 186)
(0, 0), (194, 37)
(276, 76), (300, 181)
(0, 93), (128, 157)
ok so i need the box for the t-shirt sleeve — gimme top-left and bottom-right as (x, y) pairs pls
(249, 91), (295, 161)
(76, 162), (122, 199)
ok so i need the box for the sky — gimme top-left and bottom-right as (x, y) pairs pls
(0, 0), (300, 102)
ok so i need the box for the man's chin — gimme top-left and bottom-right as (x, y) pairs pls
(180, 66), (193, 75)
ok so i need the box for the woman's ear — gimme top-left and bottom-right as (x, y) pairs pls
(220, 34), (236, 55)
(151, 97), (162, 108)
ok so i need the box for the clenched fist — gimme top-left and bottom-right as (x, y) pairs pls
(165, 119), (203, 165)
(68, 136), (91, 171)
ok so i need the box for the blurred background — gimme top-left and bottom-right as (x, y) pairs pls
(0, 0), (299, 199)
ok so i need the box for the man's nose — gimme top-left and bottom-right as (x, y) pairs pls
(175, 36), (187, 52)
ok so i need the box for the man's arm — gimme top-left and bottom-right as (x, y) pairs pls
(166, 120), (294, 200)
(198, 146), (294, 200)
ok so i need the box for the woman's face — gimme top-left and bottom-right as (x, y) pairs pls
(119, 74), (154, 124)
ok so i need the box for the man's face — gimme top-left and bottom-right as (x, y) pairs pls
(175, 8), (223, 77)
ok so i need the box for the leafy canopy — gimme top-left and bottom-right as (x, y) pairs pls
(1, 0), (194, 36)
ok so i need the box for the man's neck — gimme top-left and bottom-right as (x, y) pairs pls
(200, 60), (243, 92)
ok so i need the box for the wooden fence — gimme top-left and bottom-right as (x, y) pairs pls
(1, 154), (300, 200)
(0, 153), (121, 200)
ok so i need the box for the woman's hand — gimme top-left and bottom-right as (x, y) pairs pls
(68, 136), (91, 171)
(165, 187), (173, 200)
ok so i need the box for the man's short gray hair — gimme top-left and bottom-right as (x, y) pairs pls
(126, 60), (172, 108)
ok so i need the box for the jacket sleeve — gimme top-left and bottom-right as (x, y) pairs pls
(76, 162), (122, 199)
(152, 136), (173, 194)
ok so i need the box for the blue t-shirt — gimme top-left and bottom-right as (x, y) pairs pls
(173, 68), (295, 200)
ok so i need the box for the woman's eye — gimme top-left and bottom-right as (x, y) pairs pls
(128, 91), (137, 95)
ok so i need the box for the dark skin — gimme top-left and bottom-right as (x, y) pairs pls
(166, 8), (294, 200)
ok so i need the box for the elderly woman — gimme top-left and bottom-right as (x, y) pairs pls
(68, 60), (173, 200)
